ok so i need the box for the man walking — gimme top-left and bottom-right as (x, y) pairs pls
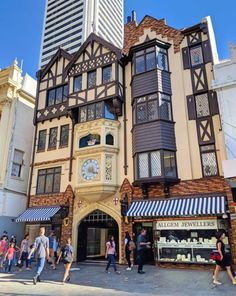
(28, 227), (49, 285)
(137, 229), (151, 274)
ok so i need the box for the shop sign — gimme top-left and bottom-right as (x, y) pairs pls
(156, 219), (217, 230)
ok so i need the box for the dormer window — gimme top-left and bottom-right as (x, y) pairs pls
(47, 84), (68, 106)
(134, 46), (168, 75)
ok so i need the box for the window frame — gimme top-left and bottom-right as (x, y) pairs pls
(59, 124), (69, 147)
(47, 84), (69, 106)
(48, 127), (58, 149)
(134, 92), (173, 124)
(11, 149), (24, 178)
(37, 129), (47, 151)
(195, 92), (210, 118)
(36, 167), (61, 195)
(189, 44), (204, 68)
(73, 75), (83, 92)
(87, 70), (97, 89)
(200, 145), (218, 177)
(102, 65), (112, 84)
(136, 150), (177, 180)
(133, 45), (169, 75)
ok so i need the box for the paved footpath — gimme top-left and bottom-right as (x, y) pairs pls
(0, 263), (236, 296)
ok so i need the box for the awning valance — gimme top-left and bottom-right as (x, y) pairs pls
(16, 206), (61, 222)
(127, 196), (227, 217)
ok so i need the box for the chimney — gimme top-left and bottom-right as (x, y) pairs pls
(127, 16), (131, 23)
(132, 10), (136, 22)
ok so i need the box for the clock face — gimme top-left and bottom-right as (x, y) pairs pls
(81, 159), (99, 180)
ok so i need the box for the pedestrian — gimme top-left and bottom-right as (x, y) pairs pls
(125, 232), (132, 270)
(0, 235), (8, 269)
(137, 229), (151, 274)
(4, 242), (20, 273)
(48, 230), (57, 270)
(105, 235), (120, 274)
(213, 230), (236, 285)
(57, 237), (74, 284)
(28, 226), (49, 285)
(19, 234), (30, 271)
(10, 235), (18, 266)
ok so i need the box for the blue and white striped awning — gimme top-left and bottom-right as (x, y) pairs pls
(127, 196), (227, 217)
(15, 206), (61, 222)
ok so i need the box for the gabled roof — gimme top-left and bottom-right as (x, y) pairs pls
(38, 48), (72, 80)
(64, 33), (122, 75)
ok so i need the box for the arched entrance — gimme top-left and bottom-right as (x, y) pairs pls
(77, 209), (119, 261)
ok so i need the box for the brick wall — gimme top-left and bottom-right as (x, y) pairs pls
(29, 184), (74, 245)
(123, 16), (184, 55)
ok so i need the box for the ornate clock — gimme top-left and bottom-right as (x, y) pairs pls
(81, 159), (99, 180)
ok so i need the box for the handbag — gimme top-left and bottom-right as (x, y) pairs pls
(210, 250), (222, 261)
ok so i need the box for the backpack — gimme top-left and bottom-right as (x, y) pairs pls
(128, 241), (136, 251)
(62, 246), (71, 263)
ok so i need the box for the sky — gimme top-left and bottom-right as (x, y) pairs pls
(0, 0), (236, 78)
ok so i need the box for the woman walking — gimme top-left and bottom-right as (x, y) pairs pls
(213, 230), (236, 285)
(105, 235), (120, 274)
(57, 238), (74, 284)
(19, 234), (30, 270)
(125, 232), (132, 270)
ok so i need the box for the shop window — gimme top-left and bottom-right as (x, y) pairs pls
(190, 45), (203, 67)
(48, 127), (58, 149)
(47, 84), (68, 106)
(74, 75), (82, 92)
(59, 125), (69, 147)
(200, 145), (218, 177)
(87, 70), (96, 88)
(36, 167), (61, 194)
(79, 134), (100, 148)
(135, 93), (172, 124)
(106, 134), (114, 145)
(11, 149), (24, 178)
(134, 46), (168, 75)
(163, 151), (177, 177)
(38, 130), (47, 151)
(195, 93), (210, 118)
(102, 65), (112, 84)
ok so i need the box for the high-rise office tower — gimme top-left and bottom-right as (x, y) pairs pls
(39, 0), (124, 67)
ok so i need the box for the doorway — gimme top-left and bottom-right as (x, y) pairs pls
(77, 210), (119, 261)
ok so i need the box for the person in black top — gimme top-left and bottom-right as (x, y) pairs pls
(137, 229), (151, 274)
(213, 230), (236, 285)
(125, 232), (132, 270)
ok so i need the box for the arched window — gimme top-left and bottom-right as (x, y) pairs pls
(106, 134), (114, 145)
(79, 134), (100, 148)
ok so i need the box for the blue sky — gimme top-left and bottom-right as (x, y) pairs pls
(1, 0), (235, 78)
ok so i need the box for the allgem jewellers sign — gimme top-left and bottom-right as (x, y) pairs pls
(156, 219), (217, 230)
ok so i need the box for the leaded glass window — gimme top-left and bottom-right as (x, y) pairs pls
(148, 100), (158, 121)
(95, 102), (103, 119)
(164, 151), (177, 177)
(55, 87), (63, 104)
(146, 52), (156, 71)
(87, 70), (96, 88)
(159, 94), (172, 120)
(36, 167), (61, 194)
(135, 55), (145, 74)
(47, 85), (68, 106)
(80, 106), (87, 122)
(102, 66), (112, 84)
(38, 130), (46, 151)
(48, 127), (58, 149)
(150, 151), (161, 177)
(195, 93), (210, 118)
(200, 146), (218, 177)
(60, 125), (69, 147)
(138, 153), (149, 178)
(74, 75), (82, 92)
(190, 45), (203, 67)
(156, 47), (168, 71)
(137, 103), (147, 123)
(87, 104), (95, 121)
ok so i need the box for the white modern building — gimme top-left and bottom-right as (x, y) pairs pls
(0, 60), (36, 238)
(39, 0), (124, 67)
(212, 44), (236, 196)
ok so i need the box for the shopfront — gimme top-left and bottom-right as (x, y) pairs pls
(127, 195), (231, 267)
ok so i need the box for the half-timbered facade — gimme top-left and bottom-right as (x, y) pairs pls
(17, 14), (236, 266)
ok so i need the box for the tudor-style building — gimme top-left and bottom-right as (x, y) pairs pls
(16, 13), (236, 266)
